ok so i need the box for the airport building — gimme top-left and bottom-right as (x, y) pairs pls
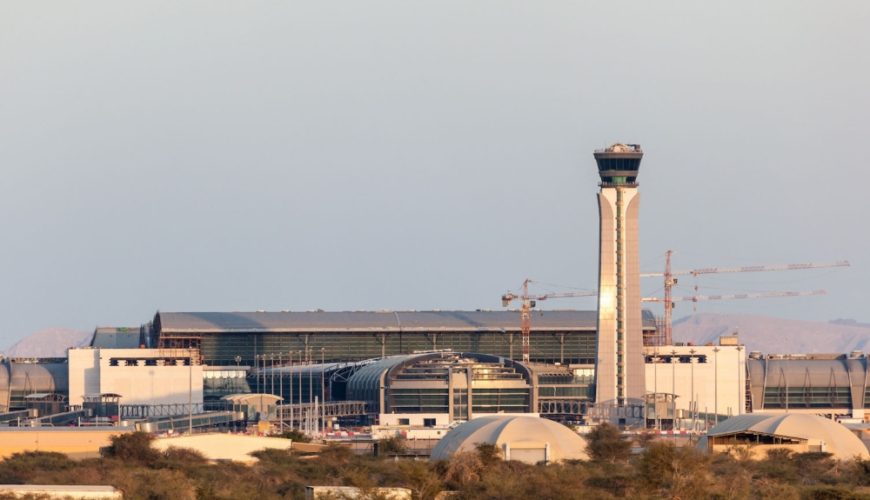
(593, 144), (646, 421)
(148, 310), (658, 367)
(746, 351), (870, 420)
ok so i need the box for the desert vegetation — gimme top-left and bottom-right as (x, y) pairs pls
(1, 427), (869, 499)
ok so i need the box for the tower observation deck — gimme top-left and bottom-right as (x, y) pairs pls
(593, 143), (645, 425)
(594, 143), (643, 186)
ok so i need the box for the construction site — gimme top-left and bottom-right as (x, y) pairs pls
(0, 144), (859, 460)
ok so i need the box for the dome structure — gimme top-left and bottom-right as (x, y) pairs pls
(702, 413), (869, 461)
(430, 415), (588, 464)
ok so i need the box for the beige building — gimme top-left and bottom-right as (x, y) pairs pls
(645, 344), (746, 425)
(67, 348), (202, 410)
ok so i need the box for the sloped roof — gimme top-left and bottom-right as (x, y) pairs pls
(430, 416), (588, 463)
(91, 327), (141, 349)
(155, 310), (657, 334)
(707, 413), (869, 460)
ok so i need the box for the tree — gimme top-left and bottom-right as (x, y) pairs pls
(101, 432), (160, 464)
(584, 423), (631, 463)
(637, 441), (711, 498)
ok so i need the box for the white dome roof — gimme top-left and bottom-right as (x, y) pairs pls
(430, 416), (588, 464)
(706, 413), (869, 460)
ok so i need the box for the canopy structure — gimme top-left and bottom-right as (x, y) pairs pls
(703, 413), (869, 460)
(430, 415), (588, 464)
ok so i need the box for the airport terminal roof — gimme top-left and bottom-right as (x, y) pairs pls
(155, 310), (657, 334)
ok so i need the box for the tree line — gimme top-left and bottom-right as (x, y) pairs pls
(0, 425), (869, 499)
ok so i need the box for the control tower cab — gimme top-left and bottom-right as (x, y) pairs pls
(593, 143), (643, 186)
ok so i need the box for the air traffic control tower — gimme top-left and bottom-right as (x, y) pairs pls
(593, 143), (645, 422)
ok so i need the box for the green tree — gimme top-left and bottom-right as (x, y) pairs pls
(101, 431), (160, 464)
(584, 423), (631, 463)
(637, 441), (712, 498)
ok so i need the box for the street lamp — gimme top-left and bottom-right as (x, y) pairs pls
(713, 347), (720, 425)
(736, 345), (743, 415)
(689, 349), (696, 430)
(671, 350), (677, 429)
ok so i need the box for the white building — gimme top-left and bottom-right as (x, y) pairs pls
(68, 348), (203, 409)
(645, 343), (746, 425)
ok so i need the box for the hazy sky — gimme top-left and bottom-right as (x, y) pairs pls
(1, 2), (868, 349)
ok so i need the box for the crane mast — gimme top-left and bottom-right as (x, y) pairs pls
(501, 279), (596, 364)
(643, 252), (849, 345)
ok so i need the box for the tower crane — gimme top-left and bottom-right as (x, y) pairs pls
(641, 251), (850, 345)
(501, 279), (596, 364)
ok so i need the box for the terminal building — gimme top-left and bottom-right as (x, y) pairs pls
(147, 310), (658, 367)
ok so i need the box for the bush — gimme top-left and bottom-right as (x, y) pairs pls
(377, 436), (407, 456)
(637, 441), (711, 498)
(584, 423), (631, 463)
(0, 451), (75, 483)
(101, 432), (160, 464)
(278, 429), (311, 443)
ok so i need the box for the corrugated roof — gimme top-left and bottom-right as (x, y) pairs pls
(156, 310), (657, 334)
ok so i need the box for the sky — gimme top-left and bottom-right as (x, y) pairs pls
(1, 2), (868, 349)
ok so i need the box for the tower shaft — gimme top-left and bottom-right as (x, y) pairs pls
(593, 143), (645, 419)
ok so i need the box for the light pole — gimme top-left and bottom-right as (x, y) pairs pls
(279, 352), (284, 433)
(653, 355), (659, 431)
(297, 351), (303, 407)
(270, 354), (275, 396)
(188, 351), (193, 435)
(736, 346), (743, 415)
(689, 349), (696, 431)
(713, 347), (720, 425)
(289, 351), (294, 431)
(671, 350), (677, 428)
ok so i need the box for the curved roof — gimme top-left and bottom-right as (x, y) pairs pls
(346, 354), (434, 403)
(430, 416), (588, 464)
(707, 413), (869, 460)
(8, 362), (68, 395)
(155, 310), (657, 334)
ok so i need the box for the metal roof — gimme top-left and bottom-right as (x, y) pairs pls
(91, 327), (141, 349)
(706, 413), (869, 460)
(156, 310), (657, 334)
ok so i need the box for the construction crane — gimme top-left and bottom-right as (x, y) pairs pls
(501, 279), (596, 364)
(641, 250), (850, 345)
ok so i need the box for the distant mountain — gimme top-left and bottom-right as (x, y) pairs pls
(672, 313), (870, 354)
(3, 328), (92, 358)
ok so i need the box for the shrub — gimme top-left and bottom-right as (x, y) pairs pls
(377, 436), (406, 456)
(0, 451), (75, 483)
(101, 432), (160, 464)
(279, 429), (311, 443)
(584, 423), (631, 463)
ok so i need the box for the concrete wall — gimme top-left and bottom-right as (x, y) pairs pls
(68, 348), (203, 407)
(0, 428), (132, 459)
(645, 345), (746, 419)
(152, 433), (291, 463)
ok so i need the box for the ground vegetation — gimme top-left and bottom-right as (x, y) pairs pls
(1, 431), (870, 499)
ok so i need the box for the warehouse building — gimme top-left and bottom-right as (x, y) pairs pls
(149, 310), (659, 366)
(746, 351), (870, 419)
